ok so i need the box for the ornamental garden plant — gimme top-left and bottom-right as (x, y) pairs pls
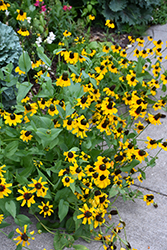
(0, 1), (167, 250)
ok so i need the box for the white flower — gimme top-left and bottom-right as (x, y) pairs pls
(49, 31), (56, 40)
(5, 10), (9, 16)
(36, 36), (42, 47)
(27, 17), (31, 23)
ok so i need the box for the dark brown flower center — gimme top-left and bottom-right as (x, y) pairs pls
(35, 183), (42, 189)
(0, 185), (5, 192)
(24, 192), (32, 200)
(21, 233), (28, 241)
(43, 205), (49, 212)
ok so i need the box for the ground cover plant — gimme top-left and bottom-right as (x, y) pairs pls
(0, 1), (167, 250)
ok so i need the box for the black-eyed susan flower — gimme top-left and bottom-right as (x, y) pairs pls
(0, 214), (3, 224)
(16, 186), (35, 207)
(96, 193), (110, 209)
(160, 74), (167, 85)
(47, 104), (59, 116)
(148, 113), (163, 125)
(143, 194), (154, 205)
(16, 9), (27, 21)
(134, 149), (148, 163)
(145, 136), (158, 150)
(133, 48), (141, 58)
(64, 151), (78, 163)
(105, 19), (115, 28)
(28, 177), (48, 197)
(63, 30), (71, 37)
(0, 179), (12, 198)
(24, 102), (38, 116)
(94, 174), (111, 189)
(62, 176), (74, 187)
(76, 95), (91, 110)
(33, 160), (43, 168)
(58, 167), (70, 177)
(137, 174), (143, 183)
(38, 201), (53, 218)
(17, 27), (30, 36)
(77, 203), (95, 224)
(0, 0), (10, 11)
(111, 44), (121, 53)
(13, 225), (35, 247)
(94, 208), (105, 228)
(0, 165), (6, 177)
(20, 130), (33, 142)
(15, 66), (26, 75)
(136, 37), (145, 47)
(159, 140), (167, 151)
(63, 117), (75, 131)
(64, 51), (79, 64)
(74, 36), (85, 44)
(102, 45), (110, 53)
(56, 72), (71, 87)
(84, 164), (95, 176)
(80, 151), (90, 161)
(4, 112), (22, 126)
(153, 39), (163, 48)
(72, 115), (89, 138)
(70, 163), (85, 180)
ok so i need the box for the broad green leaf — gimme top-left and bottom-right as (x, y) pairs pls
(4, 141), (18, 157)
(5, 200), (16, 218)
(109, 0), (127, 12)
(17, 81), (33, 103)
(36, 45), (51, 66)
(0, 221), (10, 229)
(58, 199), (69, 222)
(14, 214), (32, 227)
(19, 51), (31, 73)
(120, 159), (140, 172)
(109, 185), (119, 198)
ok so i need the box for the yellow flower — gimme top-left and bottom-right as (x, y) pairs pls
(17, 27), (30, 36)
(0, 165), (6, 177)
(4, 112), (22, 126)
(63, 30), (71, 37)
(89, 14), (95, 20)
(0, 214), (3, 224)
(16, 186), (35, 207)
(0, 181), (12, 198)
(20, 130), (33, 142)
(15, 66), (26, 75)
(28, 177), (48, 197)
(143, 194), (154, 205)
(77, 203), (95, 224)
(105, 19), (115, 28)
(38, 201), (54, 218)
(0, 0), (10, 11)
(13, 225), (35, 247)
(16, 9), (27, 21)
(62, 176), (74, 187)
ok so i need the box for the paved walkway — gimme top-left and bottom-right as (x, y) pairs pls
(1, 24), (167, 250)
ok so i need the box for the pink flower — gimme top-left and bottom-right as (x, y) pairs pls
(34, 0), (40, 6)
(63, 5), (68, 11)
(41, 5), (46, 12)
(63, 5), (72, 11)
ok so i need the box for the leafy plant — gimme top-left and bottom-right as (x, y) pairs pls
(95, 0), (161, 33)
(151, 0), (167, 25)
(0, 21), (22, 109)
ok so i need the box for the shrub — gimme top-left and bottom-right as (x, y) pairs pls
(0, 21), (22, 109)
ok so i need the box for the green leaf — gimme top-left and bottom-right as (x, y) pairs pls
(8, 230), (15, 239)
(68, 65), (79, 75)
(15, 244), (22, 250)
(58, 199), (69, 222)
(109, 185), (119, 198)
(120, 159), (140, 172)
(73, 245), (90, 250)
(109, 0), (127, 12)
(19, 51), (31, 73)
(0, 221), (10, 229)
(5, 200), (16, 218)
(36, 46), (51, 67)
(14, 214), (32, 227)
(16, 81), (33, 103)
(4, 141), (18, 157)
